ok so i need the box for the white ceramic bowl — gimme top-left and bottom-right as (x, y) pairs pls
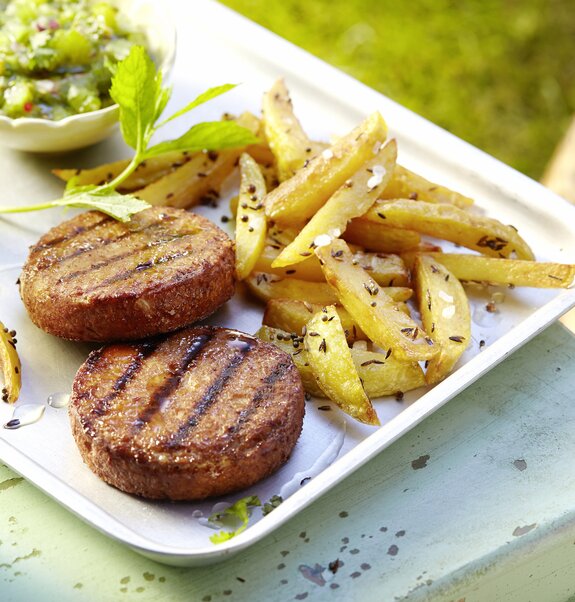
(0, 0), (176, 153)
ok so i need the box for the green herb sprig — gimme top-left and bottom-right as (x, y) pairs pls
(208, 495), (261, 544)
(0, 46), (259, 222)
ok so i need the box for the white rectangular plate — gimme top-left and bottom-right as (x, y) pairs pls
(1, 0), (574, 567)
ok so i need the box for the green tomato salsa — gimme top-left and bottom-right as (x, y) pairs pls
(0, 0), (148, 119)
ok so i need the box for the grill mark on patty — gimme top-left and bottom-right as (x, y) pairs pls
(229, 359), (293, 436)
(80, 249), (192, 294)
(31, 215), (112, 254)
(131, 330), (215, 433)
(54, 232), (196, 286)
(35, 215), (180, 272)
(165, 339), (254, 448)
(86, 341), (160, 424)
(81, 347), (105, 376)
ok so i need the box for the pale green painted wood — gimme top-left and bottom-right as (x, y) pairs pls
(2, 323), (575, 601)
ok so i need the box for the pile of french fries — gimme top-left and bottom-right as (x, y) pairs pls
(54, 79), (575, 426)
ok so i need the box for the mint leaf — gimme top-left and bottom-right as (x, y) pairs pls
(0, 191), (149, 222)
(110, 45), (161, 150)
(209, 495), (261, 544)
(146, 121), (259, 158)
(157, 83), (238, 128)
(210, 531), (235, 544)
(54, 190), (150, 222)
(154, 85), (172, 125)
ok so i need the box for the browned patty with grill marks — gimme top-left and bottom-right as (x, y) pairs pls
(19, 207), (235, 342)
(69, 326), (305, 500)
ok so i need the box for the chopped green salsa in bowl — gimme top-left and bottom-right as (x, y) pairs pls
(0, 0), (175, 152)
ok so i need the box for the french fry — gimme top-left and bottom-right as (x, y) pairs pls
(361, 200), (535, 260)
(257, 243), (409, 286)
(272, 139), (397, 268)
(262, 78), (316, 182)
(424, 253), (575, 289)
(382, 164), (474, 209)
(257, 326), (425, 399)
(257, 326), (325, 397)
(135, 112), (261, 209)
(0, 321), (22, 404)
(351, 347), (425, 397)
(265, 111), (388, 224)
(344, 250), (410, 287)
(52, 151), (192, 191)
(316, 239), (438, 362)
(266, 224), (301, 247)
(304, 306), (379, 425)
(413, 255), (471, 384)
(246, 272), (412, 305)
(263, 299), (368, 343)
(246, 272), (337, 305)
(235, 154), (267, 280)
(135, 148), (239, 208)
(344, 219), (421, 253)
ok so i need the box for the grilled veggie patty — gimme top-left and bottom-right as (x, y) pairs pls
(19, 207), (235, 341)
(69, 326), (306, 500)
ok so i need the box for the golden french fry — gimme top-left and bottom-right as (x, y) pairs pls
(424, 253), (575, 289)
(257, 326), (425, 398)
(344, 219), (421, 253)
(361, 200), (534, 260)
(257, 242), (409, 286)
(52, 151), (192, 191)
(0, 321), (22, 404)
(265, 111), (388, 224)
(272, 140), (397, 267)
(350, 347), (425, 397)
(134, 112), (261, 209)
(263, 299), (368, 343)
(304, 306), (379, 425)
(413, 255), (471, 384)
(266, 224), (301, 247)
(262, 78), (316, 182)
(246, 272), (338, 305)
(245, 272), (412, 305)
(382, 164), (474, 209)
(257, 161), (280, 192)
(135, 148), (239, 208)
(316, 239), (437, 362)
(256, 326), (326, 397)
(235, 154), (268, 280)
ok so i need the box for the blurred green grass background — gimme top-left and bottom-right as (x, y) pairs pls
(220, 0), (575, 180)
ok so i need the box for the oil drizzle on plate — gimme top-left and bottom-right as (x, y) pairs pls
(279, 419), (346, 499)
(47, 392), (70, 408)
(3, 392), (70, 429)
(3, 404), (45, 429)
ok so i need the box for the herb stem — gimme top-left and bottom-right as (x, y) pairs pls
(0, 201), (60, 214)
(105, 151), (144, 191)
